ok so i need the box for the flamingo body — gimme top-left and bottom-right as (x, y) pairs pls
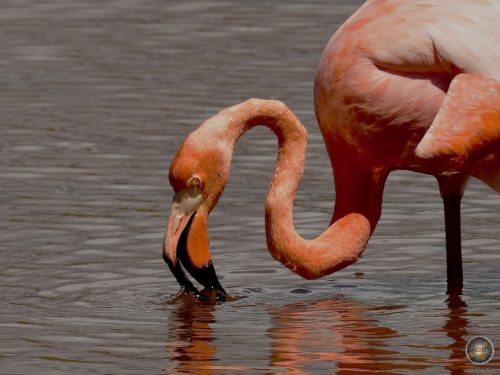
(164, 0), (500, 299)
(316, 0), (499, 174)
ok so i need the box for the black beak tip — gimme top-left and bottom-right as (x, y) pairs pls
(168, 212), (228, 301)
(199, 285), (226, 302)
(182, 284), (208, 301)
(183, 260), (226, 299)
(215, 287), (227, 302)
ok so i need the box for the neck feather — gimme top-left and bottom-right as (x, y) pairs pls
(203, 98), (372, 279)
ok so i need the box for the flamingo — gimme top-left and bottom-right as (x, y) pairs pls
(163, 0), (500, 300)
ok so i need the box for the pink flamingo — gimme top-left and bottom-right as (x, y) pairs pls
(163, 0), (500, 299)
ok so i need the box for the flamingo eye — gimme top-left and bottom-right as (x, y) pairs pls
(188, 176), (201, 189)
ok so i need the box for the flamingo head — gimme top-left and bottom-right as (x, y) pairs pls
(163, 129), (231, 300)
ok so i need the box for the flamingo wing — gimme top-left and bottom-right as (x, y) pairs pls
(416, 73), (500, 167)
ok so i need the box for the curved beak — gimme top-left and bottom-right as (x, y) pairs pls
(163, 194), (226, 300)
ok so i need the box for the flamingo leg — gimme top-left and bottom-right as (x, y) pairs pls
(442, 191), (463, 293)
(436, 174), (469, 294)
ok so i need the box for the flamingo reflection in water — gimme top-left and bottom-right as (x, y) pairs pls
(165, 295), (474, 373)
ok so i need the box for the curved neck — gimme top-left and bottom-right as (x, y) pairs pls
(204, 98), (374, 279)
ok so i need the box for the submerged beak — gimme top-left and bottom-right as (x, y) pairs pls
(163, 193), (226, 300)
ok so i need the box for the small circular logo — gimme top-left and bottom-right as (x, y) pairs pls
(466, 336), (494, 365)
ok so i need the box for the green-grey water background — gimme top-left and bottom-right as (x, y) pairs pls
(1, 0), (499, 373)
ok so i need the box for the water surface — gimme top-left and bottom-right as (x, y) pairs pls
(1, 0), (499, 373)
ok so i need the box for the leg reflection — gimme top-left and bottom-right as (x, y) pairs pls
(444, 292), (469, 374)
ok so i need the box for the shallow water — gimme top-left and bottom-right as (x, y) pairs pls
(1, 0), (499, 373)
